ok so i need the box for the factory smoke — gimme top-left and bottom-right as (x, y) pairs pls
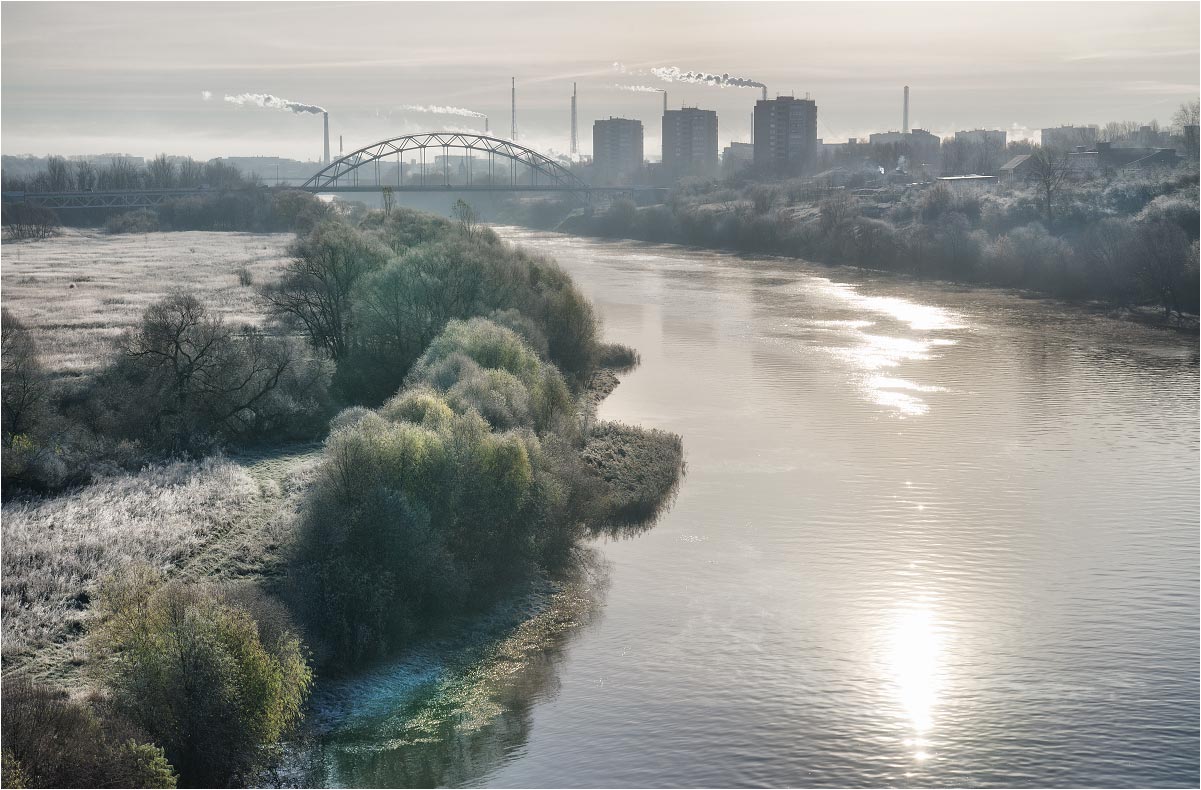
(224, 93), (325, 114)
(397, 104), (487, 119)
(650, 66), (766, 92)
(614, 84), (663, 93)
(200, 90), (212, 101)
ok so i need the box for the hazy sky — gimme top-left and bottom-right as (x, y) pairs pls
(2, 1), (1198, 162)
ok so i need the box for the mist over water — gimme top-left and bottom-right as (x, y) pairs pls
(305, 229), (1199, 788)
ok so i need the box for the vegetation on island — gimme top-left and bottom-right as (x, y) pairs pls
(1, 204), (683, 788)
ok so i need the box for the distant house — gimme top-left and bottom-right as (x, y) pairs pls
(999, 154), (1036, 180)
(936, 174), (998, 191)
(1067, 142), (1180, 176)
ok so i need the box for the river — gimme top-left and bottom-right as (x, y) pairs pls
(297, 229), (1199, 788)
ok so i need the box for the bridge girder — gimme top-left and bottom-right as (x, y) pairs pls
(301, 132), (589, 197)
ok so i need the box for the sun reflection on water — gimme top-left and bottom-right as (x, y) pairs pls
(885, 601), (948, 763)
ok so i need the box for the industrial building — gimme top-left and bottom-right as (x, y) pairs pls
(955, 129), (1007, 151)
(662, 107), (719, 179)
(1040, 125), (1098, 151)
(753, 95), (818, 176)
(593, 117), (644, 185)
(867, 128), (941, 169)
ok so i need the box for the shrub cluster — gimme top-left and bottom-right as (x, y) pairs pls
(104, 209), (160, 234)
(290, 319), (599, 667)
(2, 294), (334, 496)
(1, 677), (176, 789)
(269, 210), (602, 406)
(1, 203), (61, 241)
(93, 570), (312, 787)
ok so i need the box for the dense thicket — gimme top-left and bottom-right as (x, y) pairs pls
(557, 166), (1200, 320)
(270, 208), (601, 404)
(290, 319), (604, 666)
(1, 677), (176, 788)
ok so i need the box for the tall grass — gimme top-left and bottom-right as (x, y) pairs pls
(1, 458), (258, 664)
(0, 229), (292, 379)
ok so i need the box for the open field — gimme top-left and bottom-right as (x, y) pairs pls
(0, 445), (323, 683)
(1, 229), (292, 379)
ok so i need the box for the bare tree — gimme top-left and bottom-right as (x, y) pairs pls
(1029, 148), (1071, 230)
(1, 309), (50, 441)
(1172, 98), (1200, 133)
(264, 222), (392, 360)
(120, 293), (295, 437)
(147, 154), (175, 189)
(2, 203), (61, 240)
(177, 157), (203, 188)
(73, 159), (97, 191)
(98, 158), (141, 191)
(453, 198), (479, 236)
(381, 186), (395, 218)
(45, 156), (72, 192)
(1132, 220), (1194, 321)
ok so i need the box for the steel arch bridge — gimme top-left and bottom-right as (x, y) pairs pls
(303, 132), (589, 196)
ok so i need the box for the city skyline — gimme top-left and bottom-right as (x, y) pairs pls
(2, 1), (1198, 161)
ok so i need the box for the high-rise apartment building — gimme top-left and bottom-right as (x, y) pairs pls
(593, 117), (644, 185)
(662, 107), (718, 179)
(753, 95), (817, 176)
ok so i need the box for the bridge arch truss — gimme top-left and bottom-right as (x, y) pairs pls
(302, 132), (588, 195)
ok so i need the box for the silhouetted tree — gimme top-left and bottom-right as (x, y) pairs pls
(1029, 148), (1071, 230)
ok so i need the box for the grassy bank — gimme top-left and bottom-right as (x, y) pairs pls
(1, 208), (684, 788)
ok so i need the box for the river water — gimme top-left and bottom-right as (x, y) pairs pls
(301, 229), (1199, 788)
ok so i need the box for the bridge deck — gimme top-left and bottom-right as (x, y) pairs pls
(2, 184), (665, 210)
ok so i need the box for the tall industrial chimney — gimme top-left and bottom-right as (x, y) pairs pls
(570, 83), (578, 154)
(903, 86), (910, 134)
(323, 112), (330, 165)
(485, 116), (490, 134)
(339, 135), (343, 157)
(511, 77), (517, 141)
(762, 86), (767, 102)
(662, 89), (667, 113)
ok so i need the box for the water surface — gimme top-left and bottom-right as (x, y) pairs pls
(306, 230), (1199, 788)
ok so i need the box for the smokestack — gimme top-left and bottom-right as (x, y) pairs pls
(570, 83), (578, 154)
(663, 90), (668, 113)
(511, 77), (517, 141)
(323, 112), (330, 165)
(339, 135), (343, 156)
(903, 86), (910, 134)
(762, 86), (767, 101)
(485, 116), (490, 134)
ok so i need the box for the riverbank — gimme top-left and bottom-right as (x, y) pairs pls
(2, 214), (686, 788)
(499, 165), (1200, 328)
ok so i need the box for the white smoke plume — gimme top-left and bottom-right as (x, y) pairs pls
(614, 84), (662, 93)
(200, 90), (213, 101)
(651, 66), (765, 91)
(224, 93), (325, 114)
(398, 104), (487, 119)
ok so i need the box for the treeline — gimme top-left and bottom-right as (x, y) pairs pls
(1, 155), (333, 236)
(2, 155), (248, 194)
(560, 165), (1200, 321)
(2, 206), (683, 787)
